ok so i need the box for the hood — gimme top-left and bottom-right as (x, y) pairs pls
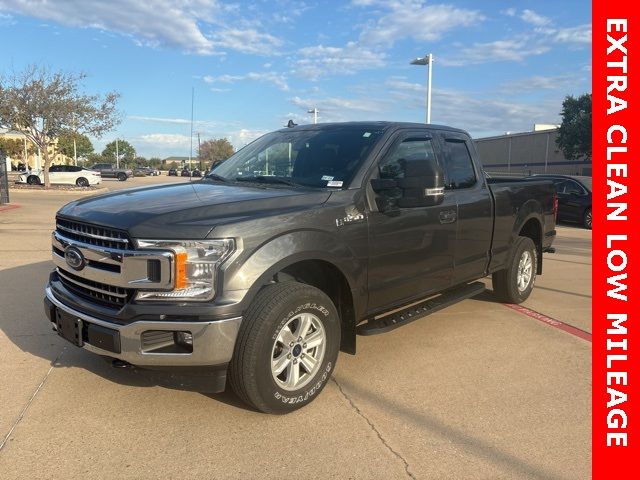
(57, 181), (331, 239)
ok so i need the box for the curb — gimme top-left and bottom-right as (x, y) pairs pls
(0, 204), (21, 212)
(8, 187), (109, 196)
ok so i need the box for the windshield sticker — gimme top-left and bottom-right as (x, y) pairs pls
(363, 132), (371, 138)
(321, 175), (334, 181)
(327, 180), (343, 188)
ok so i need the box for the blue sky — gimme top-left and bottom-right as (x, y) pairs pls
(0, 0), (591, 158)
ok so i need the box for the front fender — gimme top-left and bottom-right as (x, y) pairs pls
(223, 229), (364, 311)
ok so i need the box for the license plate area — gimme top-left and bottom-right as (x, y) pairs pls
(55, 309), (83, 347)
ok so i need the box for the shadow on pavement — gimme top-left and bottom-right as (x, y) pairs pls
(0, 260), (249, 411)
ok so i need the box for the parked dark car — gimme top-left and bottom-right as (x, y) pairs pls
(90, 163), (133, 181)
(181, 168), (191, 177)
(533, 175), (592, 229)
(168, 168), (178, 176)
(192, 169), (202, 177)
(45, 122), (557, 413)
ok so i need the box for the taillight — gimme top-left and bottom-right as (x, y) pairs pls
(552, 193), (559, 223)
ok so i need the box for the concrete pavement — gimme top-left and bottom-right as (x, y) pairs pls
(0, 178), (591, 479)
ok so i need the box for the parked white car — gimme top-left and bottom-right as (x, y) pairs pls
(18, 165), (102, 187)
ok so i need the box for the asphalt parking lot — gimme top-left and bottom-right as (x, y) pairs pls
(0, 176), (591, 479)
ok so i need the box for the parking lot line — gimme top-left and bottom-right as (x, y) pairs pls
(504, 303), (592, 342)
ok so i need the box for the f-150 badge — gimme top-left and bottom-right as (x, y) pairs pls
(336, 209), (364, 227)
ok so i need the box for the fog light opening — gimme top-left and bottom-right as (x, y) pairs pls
(174, 331), (194, 351)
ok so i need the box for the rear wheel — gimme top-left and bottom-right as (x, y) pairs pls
(117, 173), (127, 181)
(27, 175), (41, 185)
(583, 208), (592, 230)
(492, 236), (537, 304)
(76, 177), (89, 187)
(229, 282), (340, 414)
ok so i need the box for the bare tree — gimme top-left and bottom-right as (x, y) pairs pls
(0, 66), (120, 187)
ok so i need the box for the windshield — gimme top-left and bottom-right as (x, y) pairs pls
(210, 127), (384, 188)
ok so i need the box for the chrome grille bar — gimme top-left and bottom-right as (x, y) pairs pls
(57, 268), (128, 298)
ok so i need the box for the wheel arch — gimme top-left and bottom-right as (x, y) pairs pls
(224, 231), (363, 354)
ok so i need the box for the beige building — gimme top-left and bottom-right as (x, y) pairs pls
(0, 129), (71, 170)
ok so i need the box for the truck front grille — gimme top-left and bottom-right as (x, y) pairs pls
(56, 218), (132, 250)
(57, 268), (133, 307)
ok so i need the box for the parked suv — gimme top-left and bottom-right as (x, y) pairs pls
(90, 163), (133, 181)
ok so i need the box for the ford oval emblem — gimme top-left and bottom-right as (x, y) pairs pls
(64, 247), (85, 271)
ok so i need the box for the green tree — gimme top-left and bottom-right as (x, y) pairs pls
(199, 138), (235, 168)
(0, 137), (34, 160)
(103, 139), (136, 163)
(0, 65), (120, 187)
(148, 157), (162, 169)
(57, 130), (94, 160)
(556, 93), (592, 160)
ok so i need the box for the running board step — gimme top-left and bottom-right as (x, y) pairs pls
(356, 282), (486, 336)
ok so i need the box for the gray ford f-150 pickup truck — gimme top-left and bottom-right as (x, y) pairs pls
(44, 122), (557, 413)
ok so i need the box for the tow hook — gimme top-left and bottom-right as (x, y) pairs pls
(111, 359), (134, 369)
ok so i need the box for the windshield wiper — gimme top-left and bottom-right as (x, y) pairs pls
(235, 175), (301, 187)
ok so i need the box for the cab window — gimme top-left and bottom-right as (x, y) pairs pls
(442, 139), (476, 189)
(379, 137), (438, 180)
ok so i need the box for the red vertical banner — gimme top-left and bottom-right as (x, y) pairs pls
(593, 1), (638, 477)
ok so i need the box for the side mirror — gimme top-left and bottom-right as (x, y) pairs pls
(396, 160), (445, 207)
(370, 178), (398, 192)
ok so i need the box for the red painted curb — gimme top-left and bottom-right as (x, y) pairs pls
(0, 204), (21, 212)
(503, 303), (592, 342)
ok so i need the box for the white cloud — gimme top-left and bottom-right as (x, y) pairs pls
(520, 9), (551, 27)
(128, 115), (238, 129)
(294, 42), (386, 80)
(0, 0), (218, 54)
(139, 133), (191, 146)
(203, 71), (289, 91)
(357, 1), (485, 46)
(383, 77), (564, 136)
(209, 28), (283, 56)
(442, 37), (550, 66)
(225, 128), (269, 148)
(0, 0), (285, 56)
(501, 74), (590, 94)
(551, 24), (592, 45)
(289, 94), (389, 122)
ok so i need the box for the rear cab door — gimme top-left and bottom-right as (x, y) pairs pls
(434, 131), (493, 284)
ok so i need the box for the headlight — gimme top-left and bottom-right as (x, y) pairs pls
(134, 239), (234, 301)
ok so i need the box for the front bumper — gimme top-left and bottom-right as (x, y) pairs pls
(44, 285), (241, 368)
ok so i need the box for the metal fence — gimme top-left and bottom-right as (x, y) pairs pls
(0, 151), (9, 205)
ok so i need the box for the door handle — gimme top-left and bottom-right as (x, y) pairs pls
(439, 210), (457, 224)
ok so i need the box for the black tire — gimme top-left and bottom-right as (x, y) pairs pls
(492, 236), (537, 304)
(76, 177), (89, 187)
(27, 175), (41, 185)
(583, 208), (592, 230)
(117, 173), (127, 181)
(229, 282), (341, 414)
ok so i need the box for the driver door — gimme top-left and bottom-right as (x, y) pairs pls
(366, 131), (457, 313)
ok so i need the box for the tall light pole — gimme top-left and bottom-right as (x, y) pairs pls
(115, 138), (119, 168)
(307, 108), (319, 124)
(410, 53), (434, 124)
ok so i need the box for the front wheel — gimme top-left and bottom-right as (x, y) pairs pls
(229, 282), (340, 414)
(117, 173), (127, 181)
(27, 175), (41, 185)
(583, 208), (592, 230)
(76, 177), (89, 187)
(492, 236), (537, 304)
